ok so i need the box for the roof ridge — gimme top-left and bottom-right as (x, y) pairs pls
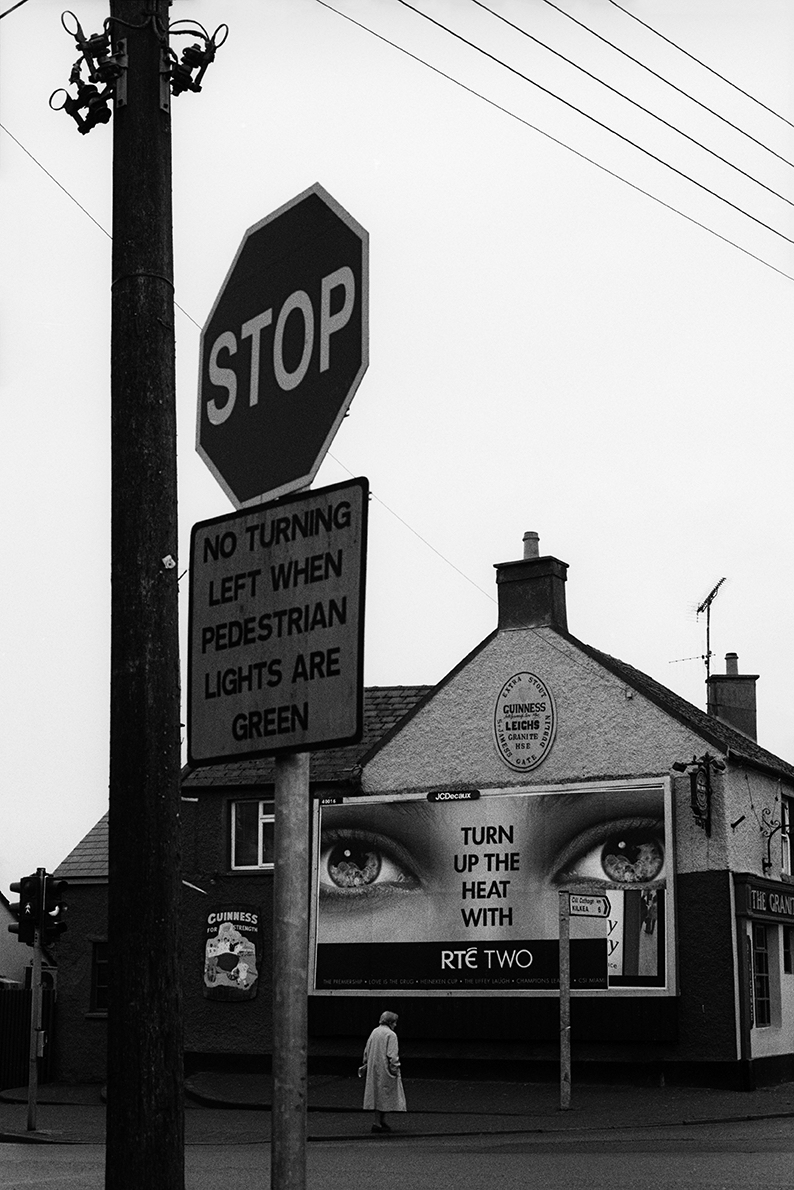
(563, 630), (794, 781)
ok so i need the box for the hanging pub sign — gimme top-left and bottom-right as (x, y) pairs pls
(203, 906), (263, 1001)
(689, 761), (711, 835)
(493, 672), (556, 771)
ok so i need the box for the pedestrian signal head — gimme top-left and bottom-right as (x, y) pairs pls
(8, 872), (41, 947)
(41, 875), (69, 945)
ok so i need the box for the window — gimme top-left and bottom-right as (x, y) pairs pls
(782, 797), (793, 875)
(231, 800), (275, 870)
(752, 924), (772, 1027)
(784, 927), (793, 976)
(90, 942), (109, 1013)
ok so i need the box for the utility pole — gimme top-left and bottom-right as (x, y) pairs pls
(106, 3), (183, 1187)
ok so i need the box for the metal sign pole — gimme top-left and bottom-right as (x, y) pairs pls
(559, 890), (571, 1111)
(272, 752), (310, 1190)
(26, 912), (43, 1132)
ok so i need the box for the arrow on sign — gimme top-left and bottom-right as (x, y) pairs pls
(569, 894), (611, 918)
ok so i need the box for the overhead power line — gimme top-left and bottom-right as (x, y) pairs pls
(469, 0), (794, 211)
(608, 0), (794, 132)
(0, 122), (111, 240)
(0, 0), (32, 18)
(0, 122), (201, 329)
(536, 0), (794, 171)
(0, 123), (495, 605)
(314, 2), (794, 285)
(394, 0), (794, 248)
(328, 452), (496, 602)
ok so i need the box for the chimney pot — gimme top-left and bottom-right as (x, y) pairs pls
(523, 531), (540, 560)
(494, 535), (568, 632)
(707, 653), (759, 740)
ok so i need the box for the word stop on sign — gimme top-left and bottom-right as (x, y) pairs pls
(206, 266), (355, 425)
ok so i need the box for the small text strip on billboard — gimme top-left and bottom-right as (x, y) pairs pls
(188, 478), (367, 763)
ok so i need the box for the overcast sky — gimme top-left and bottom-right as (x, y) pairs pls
(1, 0), (792, 897)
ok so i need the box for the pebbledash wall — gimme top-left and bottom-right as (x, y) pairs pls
(52, 536), (794, 1087)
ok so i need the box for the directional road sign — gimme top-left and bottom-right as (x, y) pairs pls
(188, 477), (367, 764)
(197, 184), (368, 508)
(569, 893), (611, 918)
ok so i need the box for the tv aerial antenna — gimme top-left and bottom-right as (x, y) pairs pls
(669, 577), (727, 681)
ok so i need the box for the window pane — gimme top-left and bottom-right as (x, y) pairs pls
(752, 924), (771, 1027)
(261, 816), (275, 866)
(91, 942), (109, 1013)
(233, 801), (260, 867)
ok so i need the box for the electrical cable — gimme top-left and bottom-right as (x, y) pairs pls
(0, 130), (493, 605)
(394, 0), (794, 247)
(0, 122), (202, 329)
(328, 452), (496, 602)
(0, 0), (32, 18)
(314, 2), (794, 285)
(0, 122), (111, 240)
(536, 0), (794, 171)
(469, 0), (794, 211)
(608, 0), (794, 133)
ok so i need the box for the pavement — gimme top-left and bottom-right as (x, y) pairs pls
(2, 1071), (794, 1146)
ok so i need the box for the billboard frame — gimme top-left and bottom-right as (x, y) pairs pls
(309, 776), (676, 998)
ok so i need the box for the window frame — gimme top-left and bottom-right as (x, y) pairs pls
(751, 923), (772, 1028)
(89, 940), (109, 1014)
(230, 798), (275, 871)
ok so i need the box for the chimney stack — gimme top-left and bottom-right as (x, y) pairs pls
(494, 532), (568, 632)
(707, 652), (759, 741)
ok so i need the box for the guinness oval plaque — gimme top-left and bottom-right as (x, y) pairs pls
(493, 672), (556, 771)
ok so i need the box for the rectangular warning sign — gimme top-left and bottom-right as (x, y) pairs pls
(188, 478), (367, 763)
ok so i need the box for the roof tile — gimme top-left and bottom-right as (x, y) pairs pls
(182, 685), (432, 787)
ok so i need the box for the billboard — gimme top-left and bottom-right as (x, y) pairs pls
(310, 779), (673, 995)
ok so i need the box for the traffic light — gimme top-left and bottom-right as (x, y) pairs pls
(8, 872), (41, 946)
(41, 875), (68, 945)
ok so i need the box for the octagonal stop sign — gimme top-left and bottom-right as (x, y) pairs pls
(197, 184), (368, 507)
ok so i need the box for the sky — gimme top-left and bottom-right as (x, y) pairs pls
(0, 0), (792, 898)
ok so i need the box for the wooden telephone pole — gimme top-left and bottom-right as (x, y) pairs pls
(106, 2), (183, 1187)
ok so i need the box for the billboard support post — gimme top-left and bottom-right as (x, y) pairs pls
(272, 751), (310, 1190)
(559, 891), (571, 1110)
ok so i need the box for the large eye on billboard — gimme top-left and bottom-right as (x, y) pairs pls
(310, 781), (673, 995)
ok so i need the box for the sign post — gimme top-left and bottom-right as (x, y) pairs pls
(559, 891), (571, 1111)
(195, 186), (368, 1190)
(560, 890), (613, 1109)
(190, 483), (369, 1190)
(272, 753), (310, 1190)
(189, 482), (367, 1190)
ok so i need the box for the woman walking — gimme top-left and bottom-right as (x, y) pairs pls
(361, 1011), (406, 1133)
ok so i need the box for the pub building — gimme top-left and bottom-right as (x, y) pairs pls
(52, 534), (794, 1088)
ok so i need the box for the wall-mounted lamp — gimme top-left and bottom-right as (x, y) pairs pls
(760, 807), (783, 874)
